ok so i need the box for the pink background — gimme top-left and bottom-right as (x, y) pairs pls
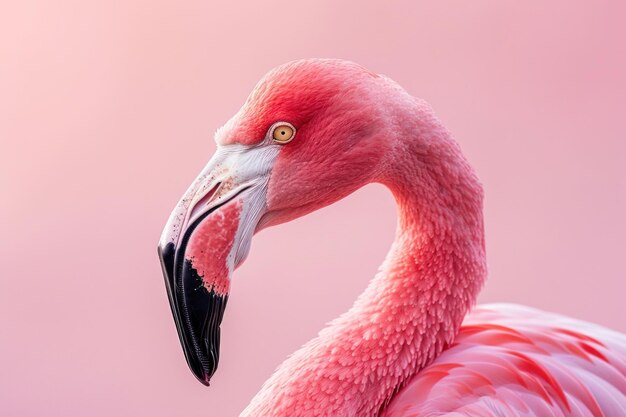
(1, 1), (625, 415)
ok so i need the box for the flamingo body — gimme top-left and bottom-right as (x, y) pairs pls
(158, 59), (626, 416)
(383, 304), (626, 417)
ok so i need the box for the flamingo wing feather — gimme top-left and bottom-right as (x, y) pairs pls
(382, 304), (626, 417)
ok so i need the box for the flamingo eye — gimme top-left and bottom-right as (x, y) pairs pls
(271, 122), (296, 144)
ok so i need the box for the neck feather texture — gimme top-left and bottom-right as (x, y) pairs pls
(241, 101), (486, 417)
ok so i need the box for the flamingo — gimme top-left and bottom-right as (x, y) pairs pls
(157, 59), (626, 416)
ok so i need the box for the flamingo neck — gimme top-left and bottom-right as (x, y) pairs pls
(242, 103), (486, 417)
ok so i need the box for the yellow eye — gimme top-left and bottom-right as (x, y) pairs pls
(272, 123), (295, 143)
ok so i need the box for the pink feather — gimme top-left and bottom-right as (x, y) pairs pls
(383, 304), (626, 417)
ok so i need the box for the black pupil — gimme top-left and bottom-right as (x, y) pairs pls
(281, 131), (285, 135)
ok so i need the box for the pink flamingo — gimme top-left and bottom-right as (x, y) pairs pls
(158, 59), (626, 416)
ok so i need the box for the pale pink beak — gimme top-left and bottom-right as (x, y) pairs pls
(158, 147), (271, 385)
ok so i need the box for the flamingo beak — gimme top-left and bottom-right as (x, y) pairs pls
(157, 146), (273, 386)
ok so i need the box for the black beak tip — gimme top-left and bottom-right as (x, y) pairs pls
(188, 365), (212, 386)
(186, 342), (219, 387)
(199, 373), (212, 387)
(158, 241), (229, 387)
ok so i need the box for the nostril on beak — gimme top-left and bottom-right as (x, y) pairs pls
(188, 181), (222, 221)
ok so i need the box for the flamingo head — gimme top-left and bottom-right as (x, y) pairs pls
(158, 59), (395, 385)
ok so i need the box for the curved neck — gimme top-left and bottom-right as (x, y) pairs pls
(241, 103), (486, 417)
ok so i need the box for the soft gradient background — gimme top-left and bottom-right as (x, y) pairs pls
(1, 1), (625, 415)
